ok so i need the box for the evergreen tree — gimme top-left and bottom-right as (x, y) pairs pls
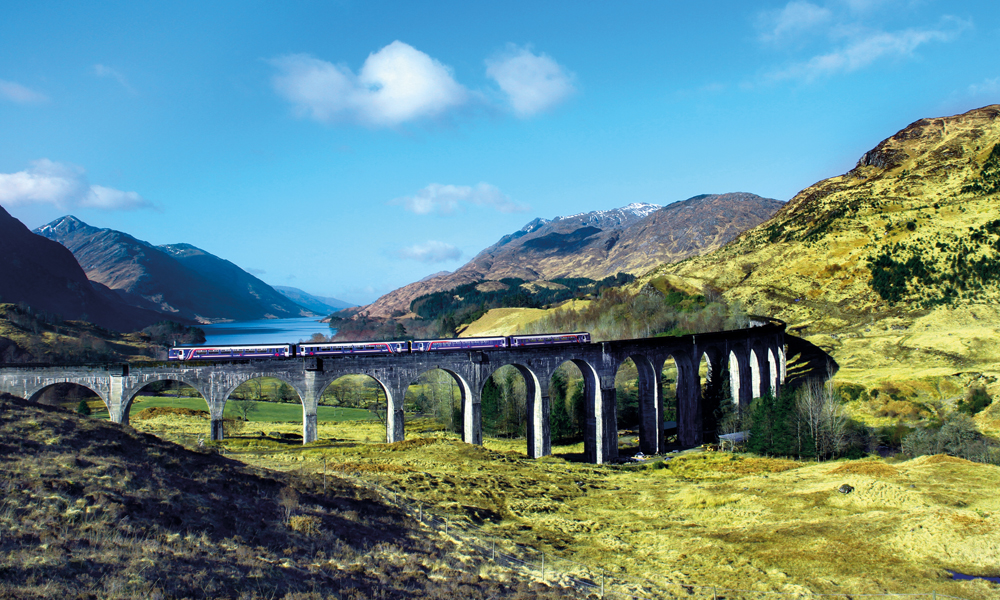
(481, 376), (501, 436)
(76, 400), (92, 416)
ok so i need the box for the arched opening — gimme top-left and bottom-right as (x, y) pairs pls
(616, 355), (660, 456)
(224, 376), (304, 439)
(549, 361), (586, 448)
(315, 374), (385, 442)
(699, 351), (729, 442)
(404, 369), (464, 436)
(480, 365), (527, 440)
(660, 356), (680, 448)
(30, 383), (106, 418)
(750, 349), (762, 398)
(125, 379), (210, 444)
(728, 351), (742, 408)
(549, 358), (608, 462)
(767, 348), (778, 395)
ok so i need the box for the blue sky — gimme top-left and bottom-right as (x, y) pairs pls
(1, 1), (997, 305)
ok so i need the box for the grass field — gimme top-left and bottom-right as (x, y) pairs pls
(89, 395), (378, 424)
(117, 409), (1000, 599)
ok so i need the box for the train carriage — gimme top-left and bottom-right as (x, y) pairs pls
(509, 332), (591, 347)
(298, 341), (408, 356)
(168, 344), (294, 361)
(411, 336), (508, 352)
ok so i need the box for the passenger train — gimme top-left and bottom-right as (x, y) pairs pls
(167, 332), (592, 361)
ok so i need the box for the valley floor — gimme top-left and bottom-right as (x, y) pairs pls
(133, 412), (1000, 600)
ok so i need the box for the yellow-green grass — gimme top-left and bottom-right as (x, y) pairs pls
(87, 395), (378, 424)
(126, 409), (996, 600)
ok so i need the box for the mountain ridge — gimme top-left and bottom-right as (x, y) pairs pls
(0, 207), (166, 332)
(35, 216), (310, 323)
(359, 193), (784, 318)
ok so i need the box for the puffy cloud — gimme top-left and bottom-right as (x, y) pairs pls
(0, 159), (154, 211)
(768, 19), (968, 81)
(0, 79), (47, 104)
(270, 41), (468, 127)
(397, 241), (461, 263)
(758, 1), (832, 42)
(91, 64), (136, 94)
(392, 182), (529, 215)
(486, 45), (575, 117)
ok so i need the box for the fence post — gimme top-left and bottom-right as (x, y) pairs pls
(541, 552), (545, 581)
(323, 459), (327, 492)
(492, 539), (496, 561)
(713, 585), (717, 600)
(418, 503), (422, 522)
(601, 572), (604, 598)
(445, 519), (449, 534)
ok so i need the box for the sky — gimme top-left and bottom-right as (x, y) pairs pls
(1, 1), (998, 306)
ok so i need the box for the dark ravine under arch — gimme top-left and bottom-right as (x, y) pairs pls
(0, 320), (792, 464)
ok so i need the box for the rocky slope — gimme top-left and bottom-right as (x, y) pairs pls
(35, 216), (310, 323)
(644, 104), (1000, 381)
(362, 195), (783, 318)
(0, 205), (164, 332)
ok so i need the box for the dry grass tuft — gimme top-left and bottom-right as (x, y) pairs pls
(132, 406), (208, 420)
(375, 437), (440, 451)
(712, 456), (803, 475)
(917, 454), (978, 466)
(829, 461), (901, 477)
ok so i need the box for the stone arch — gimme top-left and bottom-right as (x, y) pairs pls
(616, 354), (660, 456)
(407, 366), (473, 442)
(28, 381), (109, 415)
(214, 373), (307, 441)
(749, 348), (762, 399)
(728, 349), (749, 408)
(481, 363), (545, 457)
(120, 377), (210, 427)
(697, 347), (727, 443)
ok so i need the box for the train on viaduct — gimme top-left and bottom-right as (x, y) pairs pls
(0, 320), (786, 464)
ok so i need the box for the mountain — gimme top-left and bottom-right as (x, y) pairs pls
(273, 286), (354, 314)
(645, 104), (1000, 380)
(0, 206), (165, 332)
(35, 217), (311, 323)
(361, 196), (783, 318)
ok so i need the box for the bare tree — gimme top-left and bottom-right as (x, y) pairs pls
(796, 377), (847, 459)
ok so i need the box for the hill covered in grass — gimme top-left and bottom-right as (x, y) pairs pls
(0, 303), (203, 364)
(625, 105), (1000, 385)
(0, 393), (576, 599)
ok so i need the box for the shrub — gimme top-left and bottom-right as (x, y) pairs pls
(957, 386), (992, 415)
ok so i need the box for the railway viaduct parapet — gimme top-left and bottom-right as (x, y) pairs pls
(0, 320), (786, 464)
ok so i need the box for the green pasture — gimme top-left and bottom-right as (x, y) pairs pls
(89, 396), (377, 423)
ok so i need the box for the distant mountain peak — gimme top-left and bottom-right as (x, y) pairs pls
(35, 215), (94, 237)
(360, 194), (781, 318)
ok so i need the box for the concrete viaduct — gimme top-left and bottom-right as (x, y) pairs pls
(0, 320), (786, 464)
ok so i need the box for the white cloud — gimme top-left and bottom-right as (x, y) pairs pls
(967, 77), (1000, 97)
(0, 79), (48, 104)
(768, 19), (968, 81)
(759, 2), (832, 42)
(391, 182), (529, 215)
(486, 45), (575, 117)
(0, 159), (154, 211)
(91, 64), (136, 94)
(269, 41), (468, 127)
(397, 241), (461, 263)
